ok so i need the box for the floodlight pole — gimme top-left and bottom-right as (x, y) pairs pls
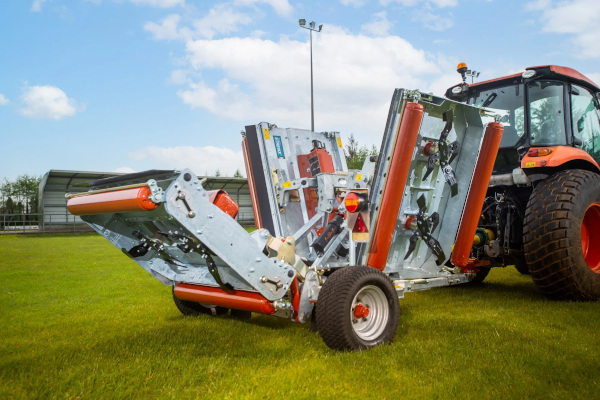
(299, 19), (322, 132)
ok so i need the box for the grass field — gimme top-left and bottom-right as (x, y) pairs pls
(1, 233), (599, 399)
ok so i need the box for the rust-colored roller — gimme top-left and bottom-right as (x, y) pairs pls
(67, 186), (159, 215)
(451, 122), (504, 269)
(174, 283), (276, 314)
(367, 102), (424, 271)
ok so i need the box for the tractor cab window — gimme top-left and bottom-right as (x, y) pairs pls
(570, 84), (600, 162)
(529, 81), (567, 146)
(469, 84), (524, 148)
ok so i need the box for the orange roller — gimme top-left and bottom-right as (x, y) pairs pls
(451, 122), (504, 269)
(174, 283), (276, 314)
(367, 102), (424, 271)
(67, 186), (159, 215)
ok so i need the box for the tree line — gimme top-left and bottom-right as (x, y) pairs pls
(345, 133), (377, 169)
(1, 174), (41, 214)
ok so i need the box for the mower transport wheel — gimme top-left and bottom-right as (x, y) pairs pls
(468, 266), (491, 284)
(171, 287), (229, 316)
(523, 169), (600, 300)
(316, 266), (400, 351)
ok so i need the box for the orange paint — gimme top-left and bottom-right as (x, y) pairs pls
(451, 122), (504, 269)
(208, 189), (239, 219)
(67, 186), (158, 215)
(521, 146), (600, 172)
(174, 283), (276, 314)
(367, 102), (424, 270)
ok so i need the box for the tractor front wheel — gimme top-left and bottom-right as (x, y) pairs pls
(523, 169), (600, 300)
(316, 266), (400, 350)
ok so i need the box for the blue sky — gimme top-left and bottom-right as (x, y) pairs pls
(2, 0), (600, 180)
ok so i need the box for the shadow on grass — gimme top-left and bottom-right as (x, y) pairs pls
(450, 280), (543, 301)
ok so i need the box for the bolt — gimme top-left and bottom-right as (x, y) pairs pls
(188, 211), (196, 218)
(255, 258), (261, 262)
(276, 281), (283, 289)
(197, 230), (203, 234)
(178, 192), (185, 200)
(352, 319), (358, 324)
(249, 268), (255, 273)
(261, 276), (268, 283)
(208, 214), (214, 219)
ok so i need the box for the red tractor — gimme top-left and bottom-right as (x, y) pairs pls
(446, 64), (600, 300)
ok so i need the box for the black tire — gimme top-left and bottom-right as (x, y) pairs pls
(172, 287), (229, 316)
(316, 266), (400, 351)
(523, 169), (600, 300)
(468, 266), (491, 284)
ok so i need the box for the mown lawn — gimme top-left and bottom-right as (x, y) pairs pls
(1, 233), (598, 399)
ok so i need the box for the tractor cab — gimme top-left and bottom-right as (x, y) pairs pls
(446, 65), (600, 176)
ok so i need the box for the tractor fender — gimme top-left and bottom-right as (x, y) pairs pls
(521, 146), (600, 182)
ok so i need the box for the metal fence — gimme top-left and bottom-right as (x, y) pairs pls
(0, 212), (256, 234)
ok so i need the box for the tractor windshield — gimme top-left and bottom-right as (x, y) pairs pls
(469, 81), (569, 149)
(469, 84), (525, 148)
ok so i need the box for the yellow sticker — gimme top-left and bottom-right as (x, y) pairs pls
(356, 174), (363, 182)
(337, 137), (343, 148)
(525, 162), (536, 168)
(282, 181), (292, 188)
(264, 128), (270, 140)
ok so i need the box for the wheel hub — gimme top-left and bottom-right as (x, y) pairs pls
(350, 285), (389, 341)
(581, 203), (600, 274)
(353, 304), (370, 319)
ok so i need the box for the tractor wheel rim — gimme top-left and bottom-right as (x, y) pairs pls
(581, 203), (600, 274)
(350, 285), (389, 341)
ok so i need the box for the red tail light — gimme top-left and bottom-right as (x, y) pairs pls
(527, 148), (553, 157)
(344, 192), (367, 213)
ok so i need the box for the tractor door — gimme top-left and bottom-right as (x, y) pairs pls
(570, 84), (600, 163)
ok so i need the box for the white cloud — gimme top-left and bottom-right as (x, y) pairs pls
(175, 26), (455, 145)
(585, 72), (600, 87)
(144, 14), (191, 40)
(341, 0), (368, 7)
(145, 5), (253, 40)
(234, 0), (293, 17)
(531, 0), (600, 58)
(192, 4), (253, 39)
(381, 0), (457, 7)
(361, 11), (393, 36)
(18, 85), (82, 120)
(128, 146), (245, 176)
(525, 0), (551, 11)
(413, 9), (454, 31)
(114, 167), (136, 174)
(128, 0), (184, 7)
(379, 0), (456, 30)
(31, 0), (47, 12)
(0, 94), (9, 105)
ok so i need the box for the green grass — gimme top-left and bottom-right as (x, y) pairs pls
(1, 234), (599, 399)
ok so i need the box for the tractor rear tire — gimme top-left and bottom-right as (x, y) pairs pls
(523, 169), (600, 300)
(316, 266), (400, 351)
(172, 287), (229, 316)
